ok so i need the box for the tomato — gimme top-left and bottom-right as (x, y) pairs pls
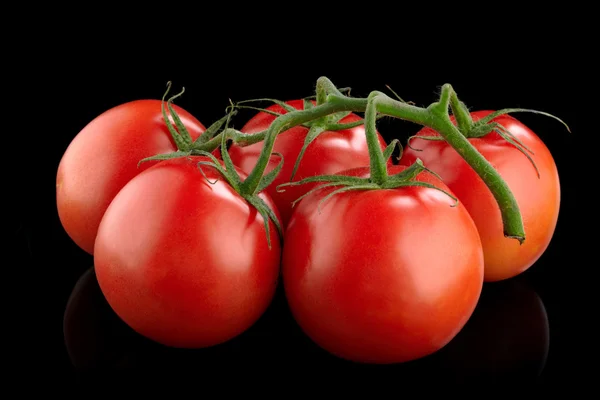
(228, 100), (389, 228)
(282, 165), (484, 364)
(93, 156), (281, 348)
(56, 100), (206, 254)
(400, 111), (560, 282)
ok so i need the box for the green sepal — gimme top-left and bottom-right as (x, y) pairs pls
(194, 111), (237, 145)
(255, 152), (285, 194)
(474, 108), (570, 133)
(383, 139), (401, 162)
(244, 194), (283, 250)
(165, 88), (193, 147)
(290, 125), (325, 181)
(160, 82), (189, 151)
(218, 119), (243, 190)
(137, 150), (192, 167)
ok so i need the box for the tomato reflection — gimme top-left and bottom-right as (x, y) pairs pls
(63, 267), (138, 369)
(432, 276), (550, 383)
(63, 266), (287, 371)
(64, 267), (549, 382)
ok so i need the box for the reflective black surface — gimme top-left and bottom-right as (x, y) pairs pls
(63, 265), (551, 382)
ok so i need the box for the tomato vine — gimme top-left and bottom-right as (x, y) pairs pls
(143, 76), (569, 245)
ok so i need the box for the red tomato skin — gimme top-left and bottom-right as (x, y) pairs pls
(282, 165), (484, 364)
(93, 156), (281, 348)
(228, 100), (389, 229)
(56, 100), (207, 255)
(400, 111), (560, 282)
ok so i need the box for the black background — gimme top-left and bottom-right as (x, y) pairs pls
(22, 20), (585, 387)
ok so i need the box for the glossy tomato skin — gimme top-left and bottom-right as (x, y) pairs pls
(93, 156), (281, 348)
(228, 100), (389, 229)
(282, 165), (484, 364)
(57, 100), (206, 254)
(400, 111), (560, 282)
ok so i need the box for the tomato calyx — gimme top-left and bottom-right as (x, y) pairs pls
(406, 99), (571, 179)
(135, 83), (284, 248)
(276, 84), (457, 210)
(469, 110), (569, 179)
(194, 126), (284, 249)
(138, 82), (236, 166)
(277, 158), (457, 211)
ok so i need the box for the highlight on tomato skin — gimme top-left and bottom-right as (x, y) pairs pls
(282, 164), (485, 364)
(56, 100), (206, 255)
(228, 99), (389, 229)
(93, 156), (281, 349)
(400, 111), (561, 282)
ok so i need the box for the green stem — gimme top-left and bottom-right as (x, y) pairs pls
(326, 95), (369, 111)
(228, 129), (267, 147)
(427, 85), (525, 242)
(239, 102), (343, 195)
(202, 76), (525, 242)
(192, 129), (267, 153)
(364, 91), (388, 185)
(315, 80), (328, 106)
(316, 77), (344, 99)
(329, 85), (524, 242)
(449, 91), (473, 134)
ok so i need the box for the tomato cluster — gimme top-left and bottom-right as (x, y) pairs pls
(56, 79), (562, 364)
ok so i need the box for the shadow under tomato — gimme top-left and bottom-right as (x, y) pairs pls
(63, 267), (549, 383)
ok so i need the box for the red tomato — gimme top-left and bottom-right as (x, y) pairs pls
(228, 100), (389, 228)
(56, 100), (206, 254)
(400, 111), (560, 282)
(94, 156), (281, 348)
(282, 165), (484, 364)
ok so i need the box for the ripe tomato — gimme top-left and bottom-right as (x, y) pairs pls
(56, 100), (206, 254)
(282, 165), (484, 364)
(400, 111), (560, 282)
(94, 156), (281, 348)
(228, 100), (389, 228)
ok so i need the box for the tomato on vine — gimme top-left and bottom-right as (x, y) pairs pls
(61, 74), (566, 361)
(400, 108), (565, 281)
(281, 163), (484, 363)
(274, 82), (488, 363)
(94, 147), (283, 348)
